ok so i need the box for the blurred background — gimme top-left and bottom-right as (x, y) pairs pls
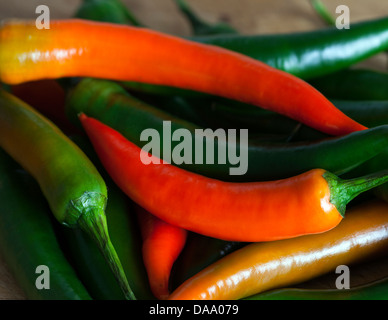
(1, 0), (387, 35)
(0, 0), (387, 299)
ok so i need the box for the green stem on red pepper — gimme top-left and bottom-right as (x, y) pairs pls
(79, 112), (388, 243)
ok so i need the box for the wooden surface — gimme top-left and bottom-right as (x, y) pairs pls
(0, 0), (388, 300)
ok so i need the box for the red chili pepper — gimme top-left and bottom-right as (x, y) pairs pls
(79, 114), (388, 242)
(135, 204), (187, 300)
(0, 19), (366, 136)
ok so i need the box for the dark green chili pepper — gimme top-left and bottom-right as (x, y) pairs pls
(244, 276), (388, 300)
(74, 0), (143, 26)
(173, 0), (238, 36)
(194, 99), (388, 141)
(310, 69), (388, 101)
(0, 148), (91, 300)
(193, 17), (388, 80)
(0, 89), (135, 300)
(66, 78), (388, 182)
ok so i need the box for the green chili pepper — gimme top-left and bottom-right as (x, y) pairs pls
(74, 0), (143, 26)
(244, 276), (388, 300)
(310, 69), (388, 101)
(173, 0), (238, 36)
(193, 17), (388, 80)
(58, 135), (153, 300)
(0, 89), (135, 300)
(66, 78), (388, 182)
(59, 183), (152, 300)
(0, 148), (91, 300)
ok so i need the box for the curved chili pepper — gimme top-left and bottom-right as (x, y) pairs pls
(66, 78), (388, 182)
(71, 0), (388, 87)
(310, 69), (388, 101)
(168, 199), (388, 300)
(0, 19), (366, 136)
(79, 113), (388, 242)
(135, 204), (188, 300)
(0, 90), (134, 300)
(194, 17), (388, 80)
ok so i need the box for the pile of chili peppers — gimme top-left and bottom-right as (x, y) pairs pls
(0, 0), (388, 301)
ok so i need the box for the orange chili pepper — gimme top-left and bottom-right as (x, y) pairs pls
(0, 19), (366, 136)
(169, 199), (388, 300)
(136, 204), (187, 300)
(79, 113), (388, 242)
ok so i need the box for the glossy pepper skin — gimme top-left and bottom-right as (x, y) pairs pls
(79, 113), (388, 242)
(169, 199), (388, 300)
(0, 149), (91, 300)
(136, 205), (188, 300)
(193, 17), (388, 80)
(0, 19), (366, 136)
(0, 90), (134, 300)
(66, 79), (388, 182)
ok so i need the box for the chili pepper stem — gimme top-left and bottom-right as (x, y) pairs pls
(310, 0), (336, 26)
(71, 192), (136, 300)
(324, 170), (388, 217)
